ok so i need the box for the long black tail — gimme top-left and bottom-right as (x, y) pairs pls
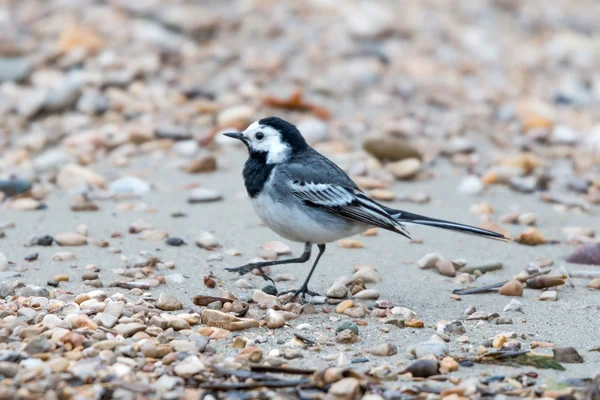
(386, 208), (510, 242)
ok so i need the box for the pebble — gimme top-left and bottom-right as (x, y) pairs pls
(514, 227), (546, 246)
(195, 232), (220, 249)
(408, 340), (448, 358)
(336, 329), (359, 344)
(265, 309), (286, 329)
(328, 377), (360, 398)
(8, 198), (41, 211)
(156, 293), (183, 311)
(417, 253), (443, 269)
(353, 289), (380, 299)
(492, 334), (507, 348)
(402, 359), (439, 378)
(565, 242), (600, 265)
(93, 313), (118, 328)
(17, 285), (49, 297)
(385, 158), (421, 180)
(114, 323), (147, 338)
(55, 232), (87, 246)
(42, 315), (63, 329)
(458, 176), (484, 195)
(181, 154), (217, 174)
(56, 164), (106, 189)
(553, 347), (583, 363)
(588, 278), (600, 289)
(438, 320), (466, 335)
(435, 260), (456, 277)
(187, 188), (222, 203)
(518, 212), (537, 226)
(391, 307), (416, 320)
(540, 290), (558, 301)
(336, 300), (354, 313)
(369, 343), (397, 357)
(503, 299), (524, 312)
(498, 280), (523, 296)
(173, 355), (205, 378)
(338, 239), (364, 249)
(0, 179), (32, 197)
(439, 357), (459, 373)
(362, 136), (422, 162)
(336, 320), (359, 335)
(109, 176), (151, 196)
(217, 105), (254, 126)
(0, 57), (34, 82)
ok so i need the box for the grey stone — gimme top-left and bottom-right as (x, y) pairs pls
(0, 57), (33, 82)
(335, 320), (359, 335)
(24, 336), (51, 354)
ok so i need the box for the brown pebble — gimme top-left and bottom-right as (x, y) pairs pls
(82, 273), (99, 281)
(435, 260), (456, 277)
(405, 319), (424, 328)
(338, 239), (364, 249)
(499, 280), (523, 296)
(52, 274), (69, 282)
(514, 227), (546, 246)
(588, 278), (600, 289)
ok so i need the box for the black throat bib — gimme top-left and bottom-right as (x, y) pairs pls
(242, 151), (275, 198)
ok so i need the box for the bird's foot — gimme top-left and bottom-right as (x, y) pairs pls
(225, 264), (275, 284)
(281, 285), (320, 303)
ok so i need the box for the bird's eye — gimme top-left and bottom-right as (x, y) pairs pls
(255, 132), (265, 140)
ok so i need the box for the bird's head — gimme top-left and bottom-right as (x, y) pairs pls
(224, 116), (307, 164)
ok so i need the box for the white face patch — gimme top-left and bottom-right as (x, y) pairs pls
(242, 121), (291, 164)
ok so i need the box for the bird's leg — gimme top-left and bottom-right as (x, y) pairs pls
(283, 244), (326, 302)
(225, 243), (312, 280)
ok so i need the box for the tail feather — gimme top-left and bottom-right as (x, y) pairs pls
(387, 209), (510, 242)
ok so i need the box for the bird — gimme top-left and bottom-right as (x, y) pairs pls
(223, 116), (508, 301)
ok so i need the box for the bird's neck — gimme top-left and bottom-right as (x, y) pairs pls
(243, 151), (275, 198)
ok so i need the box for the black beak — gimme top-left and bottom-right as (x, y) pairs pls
(223, 132), (244, 141)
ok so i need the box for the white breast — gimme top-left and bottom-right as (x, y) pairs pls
(250, 192), (365, 244)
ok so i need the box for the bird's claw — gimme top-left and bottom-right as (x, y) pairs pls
(282, 286), (320, 304)
(225, 264), (275, 284)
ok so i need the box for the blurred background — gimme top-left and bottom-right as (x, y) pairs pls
(1, 0), (600, 199)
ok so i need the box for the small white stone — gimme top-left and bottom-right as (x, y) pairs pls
(503, 299), (523, 312)
(195, 232), (220, 249)
(540, 291), (557, 301)
(174, 355), (206, 378)
(416, 253), (443, 269)
(265, 309), (285, 329)
(390, 307), (416, 320)
(326, 281), (348, 299)
(353, 289), (380, 300)
(458, 175), (484, 195)
(42, 314), (63, 329)
(234, 278), (253, 289)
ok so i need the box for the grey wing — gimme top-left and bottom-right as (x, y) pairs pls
(287, 179), (411, 239)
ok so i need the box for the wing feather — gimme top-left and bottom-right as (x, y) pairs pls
(290, 181), (410, 238)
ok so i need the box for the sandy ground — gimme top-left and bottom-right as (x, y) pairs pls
(2, 142), (598, 386)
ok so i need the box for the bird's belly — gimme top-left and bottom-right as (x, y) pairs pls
(251, 194), (365, 244)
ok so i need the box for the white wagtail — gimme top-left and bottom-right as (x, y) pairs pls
(224, 117), (508, 301)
